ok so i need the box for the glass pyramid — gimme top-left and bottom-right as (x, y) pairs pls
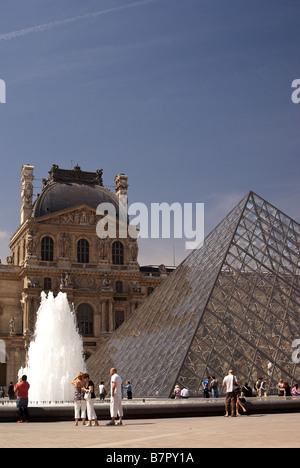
(87, 192), (300, 397)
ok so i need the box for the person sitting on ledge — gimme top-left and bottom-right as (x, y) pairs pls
(181, 387), (190, 399)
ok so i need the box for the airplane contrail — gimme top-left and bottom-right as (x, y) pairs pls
(0, 0), (159, 41)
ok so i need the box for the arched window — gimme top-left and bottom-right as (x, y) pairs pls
(41, 237), (54, 261)
(77, 303), (94, 337)
(112, 241), (124, 265)
(77, 239), (89, 264)
(115, 311), (125, 330)
(43, 278), (52, 291)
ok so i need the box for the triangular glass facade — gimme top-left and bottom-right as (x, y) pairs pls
(87, 192), (300, 397)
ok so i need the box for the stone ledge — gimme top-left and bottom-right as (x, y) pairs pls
(1, 397), (300, 422)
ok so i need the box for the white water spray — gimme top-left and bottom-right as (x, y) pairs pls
(19, 292), (86, 403)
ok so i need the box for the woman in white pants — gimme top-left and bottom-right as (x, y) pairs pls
(71, 372), (87, 426)
(83, 373), (99, 427)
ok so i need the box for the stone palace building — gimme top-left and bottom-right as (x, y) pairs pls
(0, 164), (174, 387)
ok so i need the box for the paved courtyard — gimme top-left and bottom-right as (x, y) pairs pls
(0, 413), (298, 449)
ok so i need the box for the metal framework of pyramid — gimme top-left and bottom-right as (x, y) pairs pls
(87, 192), (300, 397)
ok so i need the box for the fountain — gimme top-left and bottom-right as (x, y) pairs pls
(19, 291), (86, 403)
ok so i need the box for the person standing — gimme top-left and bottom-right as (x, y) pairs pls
(99, 381), (107, 402)
(107, 367), (124, 427)
(71, 372), (87, 427)
(8, 382), (15, 401)
(210, 376), (219, 399)
(202, 376), (211, 398)
(223, 370), (239, 418)
(83, 373), (99, 427)
(14, 375), (30, 423)
(124, 381), (133, 400)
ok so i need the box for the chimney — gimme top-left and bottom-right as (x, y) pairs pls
(20, 165), (34, 224)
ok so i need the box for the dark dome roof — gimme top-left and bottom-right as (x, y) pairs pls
(32, 182), (120, 218)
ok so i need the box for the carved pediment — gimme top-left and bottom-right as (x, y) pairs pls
(37, 205), (98, 226)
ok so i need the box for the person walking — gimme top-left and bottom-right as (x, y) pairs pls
(71, 372), (87, 426)
(107, 367), (124, 427)
(223, 370), (239, 418)
(14, 375), (30, 423)
(83, 373), (99, 427)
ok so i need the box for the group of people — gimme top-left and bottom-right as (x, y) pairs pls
(11, 369), (300, 424)
(222, 371), (300, 418)
(71, 372), (99, 426)
(71, 367), (125, 427)
(173, 385), (190, 399)
(201, 375), (300, 400)
(12, 368), (127, 426)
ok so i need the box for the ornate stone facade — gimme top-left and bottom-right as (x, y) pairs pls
(0, 165), (174, 388)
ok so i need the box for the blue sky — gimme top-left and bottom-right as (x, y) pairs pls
(0, 0), (299, 266)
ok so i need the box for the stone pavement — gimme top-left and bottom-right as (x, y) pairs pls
(0, 413), (299, 448)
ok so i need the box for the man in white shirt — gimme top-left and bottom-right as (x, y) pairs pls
(107, 367), (124, 426)
(223, 370), (239, 417)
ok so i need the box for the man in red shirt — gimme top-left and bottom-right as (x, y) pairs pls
(14, 375), (30, 423)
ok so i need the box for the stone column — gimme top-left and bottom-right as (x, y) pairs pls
(108, 299), (114, 332)
(20, 165), (34, 225)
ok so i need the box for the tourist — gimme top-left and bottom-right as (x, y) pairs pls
(222, 370), (239, 418)
(236, 389), (247, 417)
(255, 377), (263, 395)
(107, 367), (124, 426)
(14, 375), (30, 423)
(277, 379), (285, 397)
(71, 372), (87, 426)
(174, 385), (181, 399)
(241, 382), (253, 398)
(292, 383), (300, 396)
(180, 387), (190, 399)
(259, 378), (269, 397)
(284, 382), (292, 397)
(124, 381), (133, 400)
(8, 382), (15, 400)
(202, 376), (211, 399)
(99, 381), (107, 402)
(83, 373), (99, 427)
(210, 376), (219, 399)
